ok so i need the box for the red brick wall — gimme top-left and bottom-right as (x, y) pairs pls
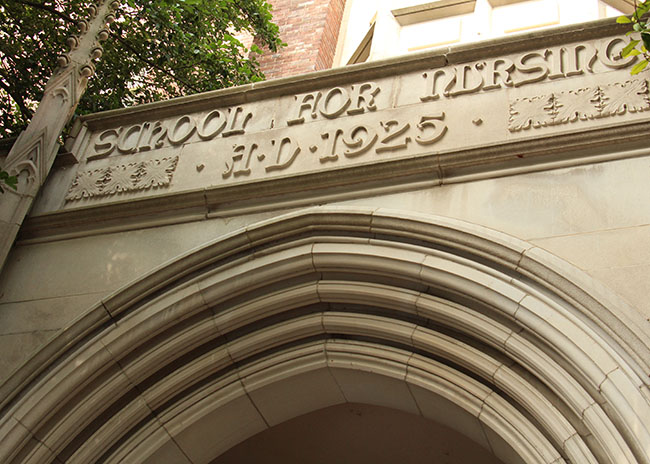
(257, 0), (346, 80)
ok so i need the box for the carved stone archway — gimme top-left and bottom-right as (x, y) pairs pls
(1, 208), (649, 463)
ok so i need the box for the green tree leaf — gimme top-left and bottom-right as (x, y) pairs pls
(0, 170), (17, 192)
(631, 59), (649, 75)
(641, 32), (650, 52)
(622, 39), (640, 57)
(0, 0), (284, 138)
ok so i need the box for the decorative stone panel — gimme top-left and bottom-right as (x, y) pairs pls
(508, 79), (650, 131)
(65, 156), (178, 201)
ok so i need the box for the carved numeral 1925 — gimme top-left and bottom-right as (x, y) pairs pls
(318, 112), (447, 163)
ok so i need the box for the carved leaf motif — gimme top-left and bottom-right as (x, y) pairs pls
(508, 95), (553, 132)
(103, 164), (137, 194)
(552, 88), (597, 124)
(46, 67), (76, 104)
(66, 156), (179, 202)
(134, 156), (179, 190)
(507, 79), (650, 131)
(4, 128), (46, 185)
(600, 79), (650, 117)
(592, 86), (607, 115)
(65, 169), (106, 200)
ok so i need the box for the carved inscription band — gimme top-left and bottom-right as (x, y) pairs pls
(64, 36), (645, 203)
(421, 38), (634, 102)
(221, 113), (448, 180)
(90, 107), (252, 159)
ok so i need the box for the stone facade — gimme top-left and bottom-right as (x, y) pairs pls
(1, 17), (650, 464)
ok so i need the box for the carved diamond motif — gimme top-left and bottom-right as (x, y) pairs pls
(509, 95), (553, 131)
(65, 168), (106, 200)
(599, 79), (650, 117)
(103, 163), (137, 194)
(552, 88), (596, 124)
(134, 156), (179, 190)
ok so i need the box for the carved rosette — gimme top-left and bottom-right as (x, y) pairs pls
(65, 167), (107, 199)
(65, 156), (179, 201)
(134, 156), (180, 189)
(509, 79), (650, 132)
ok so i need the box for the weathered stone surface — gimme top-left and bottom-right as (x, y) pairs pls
(2, 19), (650, 464)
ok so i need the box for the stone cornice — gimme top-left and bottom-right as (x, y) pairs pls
(78, 18), (625, 130)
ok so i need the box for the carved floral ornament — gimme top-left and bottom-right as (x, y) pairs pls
(508, 79), (650, 131)
(65, 156), (178, 201)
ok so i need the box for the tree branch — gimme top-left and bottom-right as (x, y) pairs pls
(109, 31), (201, 93)
(0, 71), (33, 123)
(12, 0), (76, 24)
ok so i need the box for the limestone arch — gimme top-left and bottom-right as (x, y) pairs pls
(1, 207), (649, 463)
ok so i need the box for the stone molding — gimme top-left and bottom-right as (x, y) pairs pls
(391, 0), (477, 26)
(1, 208), (648, 463)
(77, 18), (626, 130)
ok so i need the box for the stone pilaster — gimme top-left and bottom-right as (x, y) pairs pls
(0, 0), (117, 270)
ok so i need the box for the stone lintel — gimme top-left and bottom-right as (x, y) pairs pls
(25, 18), (648, 243)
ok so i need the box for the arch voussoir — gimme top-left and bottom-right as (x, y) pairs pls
(1, 208), (648, 464)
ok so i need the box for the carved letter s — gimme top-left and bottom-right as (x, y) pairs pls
(90, 128), (119, 160)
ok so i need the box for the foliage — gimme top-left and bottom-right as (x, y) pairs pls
(0, 0), (283, 139)
(0, 169), (17, 193)
(618, 0), (650, 74)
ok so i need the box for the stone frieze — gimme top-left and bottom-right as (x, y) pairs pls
(49, 33), (650, 210)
